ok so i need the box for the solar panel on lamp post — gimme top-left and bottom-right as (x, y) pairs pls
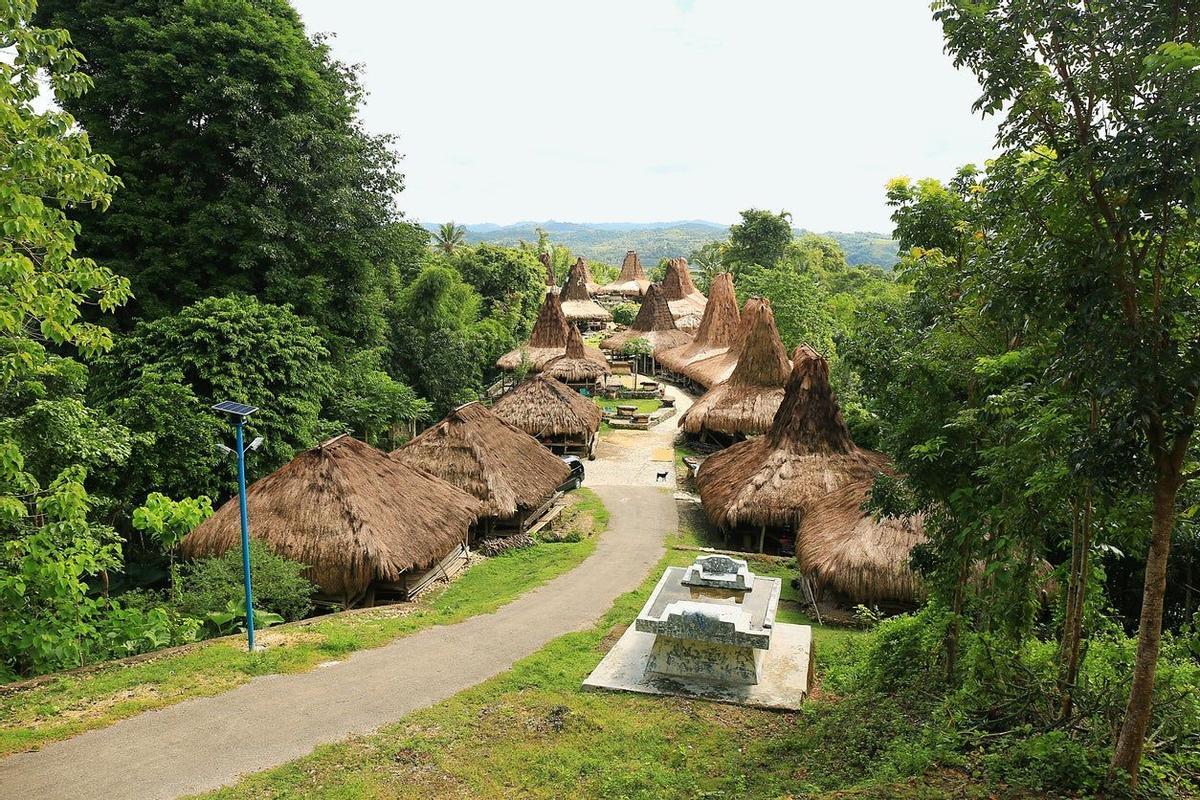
(211, 401), (261, 652)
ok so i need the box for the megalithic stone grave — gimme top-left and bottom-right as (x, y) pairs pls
(583, 554), (813, 710)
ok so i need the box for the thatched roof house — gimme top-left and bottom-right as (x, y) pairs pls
(539, 252), (558, 293)
(497, 291), (570, 372)
(600, 283), (693, 353)
(491, 374), (603, 458)
(661, 257), (707, 321)
(599, 250), (651, 297)
(697, 345), (887, 533)
(392, 401), (571, 530)
(681, 296), (765, 389)
(559, 258), (612, 324)
(797, 479), (927, 605)
(542, 325), (611, 386)
(182, 435), (480, 604)
(656, 272), (740, 375)
(679, 301), (791, 440)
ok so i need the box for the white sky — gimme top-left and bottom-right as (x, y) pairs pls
(291, 1), (998, 232)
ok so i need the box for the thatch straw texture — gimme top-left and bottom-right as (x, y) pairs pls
(678, 301), (791, 437)
(697, 346), (888, 530)
(599, 250), (650, 297)
(539, 252), (558, 292)
(681, 296), (765, 388)
(181, 436), (480, 599)
(491, 375), (603, 440)
(542, 325), (611, 383)
(662, 257), (708, 320)
(392, 402), (571, 522)
(600, 283), (693, 352)
(560, 258), (612, 322)
(797, 479), (927, 604)
(497, 291), (571, 371)
(656, 272), (740, 374)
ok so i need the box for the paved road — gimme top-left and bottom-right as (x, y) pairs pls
(0, 484), (677, 799)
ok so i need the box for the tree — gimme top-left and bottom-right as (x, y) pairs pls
(934, 2), (1200, 784)
(451, 243), (545, 336)
(433, 222), (467, 255)
(687, 241), (727, 293)
(725, 209), (793, 273)
(737, 267), (835, 357)
(37, 0), (406, 352)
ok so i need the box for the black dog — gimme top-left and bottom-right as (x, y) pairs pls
(655, 470), (668, 482)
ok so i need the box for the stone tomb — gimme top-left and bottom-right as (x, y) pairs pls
(583, 555), (813, 710)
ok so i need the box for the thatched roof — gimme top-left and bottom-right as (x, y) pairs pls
(539, 252), (558, 292)
(542, 325), (611, 383)
(392, 402), (571, 521)
(560, 258), (612, 322)
(797, 479), (927, 604)
(697, 345), (888, 530)
(492, 374), (603, 440)
(656, 272), (740, 374)
(497, 291), (571, 371)
(181, 436), (480, 598)
(662, 257), (708, 320)
(678, 300), (791, 437)
(680, 296), (764, 388)
(600, 283), (693, 352)
(599, 250), (651, 297)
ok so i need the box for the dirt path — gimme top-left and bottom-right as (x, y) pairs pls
(587, 383), (692, 488)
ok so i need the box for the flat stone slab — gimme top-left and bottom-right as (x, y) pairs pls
(583, 622), (813, 711)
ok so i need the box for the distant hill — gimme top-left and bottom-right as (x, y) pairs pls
(425, 221), (898, 268)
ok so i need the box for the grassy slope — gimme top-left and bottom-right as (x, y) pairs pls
(0, 490), (608, 756)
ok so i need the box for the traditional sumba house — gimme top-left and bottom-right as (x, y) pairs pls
(541, 324), (611, 391)
(599, 250), (651, 297)
(655, 272), (740, 377)
(600, 283), (692, 356)
(182, 435), (480, 607)
(492, 374), (603, 459)
(696, 345), (889, 556)
(496, 291), (569, 373)
(678, 301), (791, 443)
(392, 401), (571, 537)
(559, 257), (612, 329)
(539, 252), (558, 294)
(681, 296), (767, 389)
(661, 257), (707, 325)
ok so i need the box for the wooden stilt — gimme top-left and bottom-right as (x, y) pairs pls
(758, 525), (766, 553)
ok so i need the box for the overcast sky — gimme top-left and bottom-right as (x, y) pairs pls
(291, 1), (998, 233)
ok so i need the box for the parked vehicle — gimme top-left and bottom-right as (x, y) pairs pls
(559, 455), (585, 491)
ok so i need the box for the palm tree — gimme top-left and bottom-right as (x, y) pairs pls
(433, 221), (466, 255)
(689, 241), (727, 292)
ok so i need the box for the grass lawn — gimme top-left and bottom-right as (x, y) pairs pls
(194, 532), (912, 800)
(595, 397), (664, 415)
(0, 489), (608, 756)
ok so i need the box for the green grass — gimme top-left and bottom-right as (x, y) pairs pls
(0, 489), (608, 756)
(595, 398), (663, 415)
(194, 534), (894, 800)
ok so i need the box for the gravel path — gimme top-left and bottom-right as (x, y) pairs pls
(586, 383), (692, 488)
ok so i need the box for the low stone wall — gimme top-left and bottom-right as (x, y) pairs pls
(607, 406), (677, 431)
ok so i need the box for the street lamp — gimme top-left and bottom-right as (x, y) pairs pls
(212, 400), (263, 652)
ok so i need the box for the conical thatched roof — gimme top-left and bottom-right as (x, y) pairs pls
(539, 251), (558, 292)
(600, 283), (693, 352)
(560, 258), (612, 322)
(392, 402), (571, 521)
(797, 479), (927, 604)
(542, 325), (612, 383)
(681, 296), (765, 388)
(181, 436), (480, 599)
(492, 374), (603, 440)
(678, 301), (791, 437)
(656, 272), (740, 374)
(497, 291), (571, 371)
(697, 346), (887, 530)
(599, 250), (651, 297)
(662, 257), (707, 320)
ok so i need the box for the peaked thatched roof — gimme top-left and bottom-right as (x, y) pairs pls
(497, 291), (571, 371)
(662, 257), (708, 320)
(560, 258), (612, 322)
(539, 251), (558, 291)
(681, 296), (766, 388)
(492, 374), (603, 440)
(797, 479), (927, 604)
(697, 346), (887, 530)
(656, 272), (740, 374)
(542, 325), (612, 383)
(678, 301), (791, 437)
(392, 402), (571, 521)
(181, 436), (480, 599)
(599, 250), (651, 297)
(600, 283), (693, 352)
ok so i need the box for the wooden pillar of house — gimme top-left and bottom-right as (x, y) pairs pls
(758, 525), (766, 554)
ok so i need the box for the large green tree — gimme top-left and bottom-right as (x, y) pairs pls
(725, 208), (793, 272)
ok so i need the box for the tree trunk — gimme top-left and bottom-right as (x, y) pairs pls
(1059, 487), (1091, 719)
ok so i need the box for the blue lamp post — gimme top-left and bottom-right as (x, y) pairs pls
(212, 401), (263, 652)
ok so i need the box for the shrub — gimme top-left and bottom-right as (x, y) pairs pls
(611, 302), (639, 326)
(177, 540), (315, 623)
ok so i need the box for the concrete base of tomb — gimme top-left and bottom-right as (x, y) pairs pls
(583, 623), (813, 711)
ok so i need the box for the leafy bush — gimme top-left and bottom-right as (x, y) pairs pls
(177, 540), (315, 623)
(611, 302), (639, 326)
